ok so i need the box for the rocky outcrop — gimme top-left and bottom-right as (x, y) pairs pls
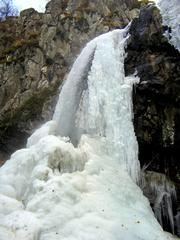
(125, 3), (180, 183)
(0, 0), (180, 236)
(0, 0), (140, 160)
(125, 4), (180, 235)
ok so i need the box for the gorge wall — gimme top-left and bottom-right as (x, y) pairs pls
(125, 1), (180, 205)
(125, 4), (180, 233)
(0, 0), (180, 235)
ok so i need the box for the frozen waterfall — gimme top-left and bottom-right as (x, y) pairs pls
(0, 29), (176, 240)
(53, 28), (140, 183)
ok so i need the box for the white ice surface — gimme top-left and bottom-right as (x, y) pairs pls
(0, 29), (176, 240)
(156, 0), (180, 52)
(27, 121), (57, 147)
(54, 28), (140, 182)
(0, 135), (174, 240)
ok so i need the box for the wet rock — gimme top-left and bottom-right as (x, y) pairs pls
(125, 4), (180, 181)
(125, 4), (180, 233)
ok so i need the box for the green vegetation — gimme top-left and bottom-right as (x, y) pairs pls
(138, 0), (154, 5)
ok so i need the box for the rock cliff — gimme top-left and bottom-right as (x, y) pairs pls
(0, 0), (139, 160)
(125, 3), (180, 191)
(0, 0), (180, 236)
(125, 4), (180, 234)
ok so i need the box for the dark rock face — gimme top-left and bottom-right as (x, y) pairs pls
(125, 4), (180, 235)
(126, 4), (180, 182)
(0, 0), (140, 161)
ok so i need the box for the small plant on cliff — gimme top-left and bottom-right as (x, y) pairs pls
(138, 0), (154, 4)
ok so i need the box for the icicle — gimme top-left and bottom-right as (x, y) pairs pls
(141, 171), (177, 234)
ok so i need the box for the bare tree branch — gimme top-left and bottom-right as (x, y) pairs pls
(0, 0), (19, 19)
